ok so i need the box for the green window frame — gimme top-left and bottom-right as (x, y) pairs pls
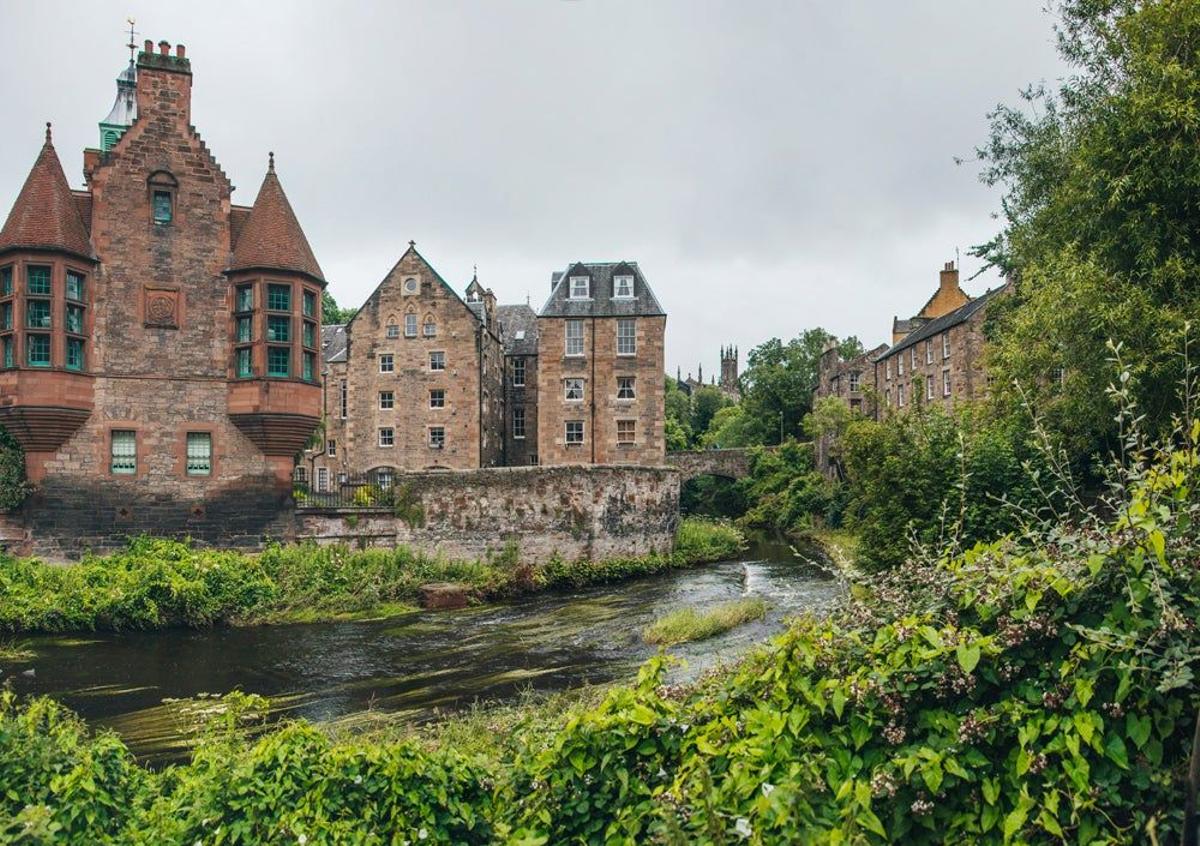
(267, 284), (291, 312)
(186, 432), (212, 476)
(26, 266), (51, 295)
(26, 300), (50, 329)
(236, 346), (253, 378)
(2, 337), (12, 369)
(26, 334), (50, 367)
(236, 284), (254, 313)
(152, 190), (173, 224)
(303, 320), (316, 349)
(66, 271), (85, 302)
(267, 315), (290, 343)
(65, 304), (84, 334)
(267, 345), (290, 377)
(0, 266), (12, 296)
(66, 337), (84, 371)
(236, 316), (253, 344)
(303, 289), (316, 318)
(303, 351), (315, 381)
(0, 303), (11, 331)
(110, 430), (136, 474)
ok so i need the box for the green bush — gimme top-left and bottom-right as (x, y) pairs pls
(0, 426), (31, 512)
(739, 440), (848, 534)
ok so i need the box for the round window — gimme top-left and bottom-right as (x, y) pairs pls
(404, 278), (418, 293)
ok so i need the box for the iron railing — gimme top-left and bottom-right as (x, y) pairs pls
(292, 476), (398, 509)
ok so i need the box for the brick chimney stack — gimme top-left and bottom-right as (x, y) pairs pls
(939, 260), (958, 293)
(136, 36), (194, 125)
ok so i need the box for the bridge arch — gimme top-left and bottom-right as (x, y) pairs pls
(665, 449), (755, 484)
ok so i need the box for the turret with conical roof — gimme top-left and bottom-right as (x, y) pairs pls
(229, 153), (324, 282)
(0, 124), (93, 260)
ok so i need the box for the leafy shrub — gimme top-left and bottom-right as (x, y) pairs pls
(739, 440), (848, 534)
(0, 426), (31, 512)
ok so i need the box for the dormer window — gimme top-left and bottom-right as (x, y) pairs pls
(148, 171), (178, 225)
(614, 275), (634, 299)
(569, 276), (590, 299)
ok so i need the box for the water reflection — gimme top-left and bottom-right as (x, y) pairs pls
(5, 535), (842, 761)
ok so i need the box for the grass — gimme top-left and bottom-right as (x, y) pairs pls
(804, 527), (862, 580)
(642, 596), (767, 646)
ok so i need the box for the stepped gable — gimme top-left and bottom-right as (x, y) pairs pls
(228, 154), (323, 282)
(0, 126), (94, 260)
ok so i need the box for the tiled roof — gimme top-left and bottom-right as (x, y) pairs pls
(0, 133), (94, 259)
(229, 205), (252, 250)
(539, 261), (666, 318)
(321, 324), (347, 363)
(229, 163), (323, 281)
(71, 191), (93, 236)
(497, 304), (539, 355)
(883, 287), (1006, 358)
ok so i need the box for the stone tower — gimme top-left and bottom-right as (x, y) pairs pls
(719, 344), (740, 399)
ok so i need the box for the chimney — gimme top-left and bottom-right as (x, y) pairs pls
(176, 44), (186, 59)
(137, 36), (194, 124)
(940, 260), (958, 292)
(144, 39), (153, 54)
(158, 40), (171, 55)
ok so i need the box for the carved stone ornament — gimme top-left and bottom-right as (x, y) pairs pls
(144, 287), (179, 328)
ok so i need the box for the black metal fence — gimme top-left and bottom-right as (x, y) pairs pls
(292, 475), (399, 509)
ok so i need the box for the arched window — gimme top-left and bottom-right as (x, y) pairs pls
(422, 314), (436, 337)
(404, 309), (417, 338)
(385, 314), (399, 339)
(147, 171), (178, 224)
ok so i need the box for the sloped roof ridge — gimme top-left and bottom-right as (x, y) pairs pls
(0, 131), (95, 259)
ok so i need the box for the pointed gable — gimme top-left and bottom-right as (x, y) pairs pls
(229, 158), (323, 281)
(0, 128), (94, 260)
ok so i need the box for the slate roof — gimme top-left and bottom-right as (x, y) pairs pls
(539, 261), (666, 318)
(229, 160), (324, 281)
(321, 324), (347, 363)
(893, 317), (926, 338)
(882, 286), (1006, 358)
(497, 304), (539, 355)
(0, 131), (95, 260)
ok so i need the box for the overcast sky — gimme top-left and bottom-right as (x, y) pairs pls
(0, 1), (1064, 380)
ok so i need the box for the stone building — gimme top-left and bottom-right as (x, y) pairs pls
(0, 39), (324, 549)
(498, 303), (539, 467)
(813, 341), (889, 417)
(537, 262), (666, 466)
(674, 344), (739, 401)
(891, 260), (971, 343)
(310, 246), (504, 482)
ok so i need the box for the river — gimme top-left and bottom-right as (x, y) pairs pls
(4, 535), (843, 762)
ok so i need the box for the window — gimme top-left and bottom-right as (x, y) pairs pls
(26, 300), (50, 329)
(0, 303), (11, 331)
(379, 390), (395, 410)
(830, 376), (840, 394)
(111, 431), (137, 474)
(378, 427), (395, 447)
(430, 389), (445, 408)
(267, 315), (291, 343)
(886, 359), (892, 380)
(925, 340), (933, 364)
(943, 370), (952, 397)
(294, 466), (308, 485)
(897, 383), (905, 407)
(569, 276), (590, 299)
(617, 419), (636, 446)
(616, 319), (636, 356)
(512, 358), (526, 387)
(617, 376), (635, 399)
(885, 389), (891, 406)
(849, 372), (860, 393)
(26, 266), (50, 295)
(186, 432), (212, 476)
(317, 467), (329, 493)
(339, 380), (348, 419)
(423, 318), (436, 337)
(911, 348), (917, 368)
(405, 313), (417, 337)
(942, 332), (951, 359)
(0, 266), (11, 296)
(267, 346), (290, 377)
(303, 321), (316, 349)
(26, 334), (49, 367)
(66, 271), (84, 302)
(152, 190), (173, 224)
(236, 316), (253, 343)
(403, 277), (418, 294)
(614, 275), (634, 298)
(236, 284), (254, 312)
(2, 337), (11, 369)
(429, 351), (445, 371)
(513, 408), (526, 439)
(236, 347), (253, 377)
(377, 469), (394, 490)
(303, 289), (316, 318)
(303, 352), (315, 381)
(565, 320), (584, 356)
(565, 420), (584, 445)
(66, 338), (84, 371)
(267, 283), (291, 312)
(898, 356), (904, 377)
(926, 375), (934, 400)
(529, 455), (539, 466)
(379, 354), (394, 373)
(565, 378), (584, 401)
(386, 323), (400, 339)
(327, 439), (337, 456)
(429, 426), (445, 449)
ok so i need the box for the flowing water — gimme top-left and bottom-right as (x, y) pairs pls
(3, 535), (843, 762)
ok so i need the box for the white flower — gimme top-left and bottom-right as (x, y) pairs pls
(354, 774), (363, 785)
(761, 782), (775, 797)
(657, 767), (667, 779)
(297, 835), (308, 845)
(734, 817), (753, 839)
(417, 829), (428, 841)
(194, 840), (202, 846)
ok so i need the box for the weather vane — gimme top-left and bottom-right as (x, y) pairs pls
(126, 17), (138, 62)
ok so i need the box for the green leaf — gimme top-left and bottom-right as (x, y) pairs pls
(1073, 677), (1094, 707)
(956, 642), (981, 674)
(1038, 809), (1063, 836)
(859, 808), (886, 838)
(922, 761), (944, 794)
(1125, 713), (1152, 749)
(1105, 734), (1129, 769)
(982, 778), (1000, 805)
(832, 688), (847, 719)
(628, 704), (657, 726)
(1003, 805), (1029, 842)
(982, 802), (1001, 833)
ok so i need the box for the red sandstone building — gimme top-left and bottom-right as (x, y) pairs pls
(0, 40), (325, 553)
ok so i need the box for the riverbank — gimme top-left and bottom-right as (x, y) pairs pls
(0, 517), (745, 635)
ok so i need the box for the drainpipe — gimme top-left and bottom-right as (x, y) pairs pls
(590, 315), (596, 465)
(477, 325), (484, 467)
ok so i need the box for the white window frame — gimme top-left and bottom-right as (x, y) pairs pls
(617, 376), (635, 400)
(513, 407), (526, 439)
(613, 275), (634, 299)
(565, 320), (584, 357)
(379, 354), (394, 373)
(911, 347), (918, 368)
(942, 332), (951, 359)
(943, 369), (952, 397)
(925, 340), (933, 365)
(377, 469), (394, 490)
(379, 390), (394, 410)
(898, 383), (905, 407)
(848, 372), (860, 393)
(926, 375), (934, 400)
(898, 356), (904, 377)
(616, 419), (636, 446)
(386, 324), (400, 339)
(886, 358), (892, 380)
(430, 389), (445, 408)
(616, 318), (636, 356)
(568, 276), (590, 299)
(111, 430), (136, 475)
(404, 313), (418, 338)
(429, 351), (446, 371)
(512, 358), (526, 387)
(564, 378), (585, 402)
(429, 426), (445, 449)
(565, 420), (584, 445)
(423, 318), (436, 338)
(186, 432), (212, 476)
(378, 427), (395, 448)
(317, 467), (329, 493)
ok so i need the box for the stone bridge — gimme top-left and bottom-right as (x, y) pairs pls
(665, 448), (757, 483)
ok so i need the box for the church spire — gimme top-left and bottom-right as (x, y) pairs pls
(99, 23), (138, 153)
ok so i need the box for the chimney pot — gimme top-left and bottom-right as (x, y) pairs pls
(176, 44), (186, 58)
(144, 39), (153, 53)
(158, 40), (170, 56)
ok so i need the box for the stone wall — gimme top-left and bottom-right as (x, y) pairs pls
(294, 464), (681, 564)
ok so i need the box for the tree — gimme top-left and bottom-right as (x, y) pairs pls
(322, 290), (357, 325)
(664, 378), (693, 451)
(699, 405), (759, 449)
(738, 330), (863, 445)
(689, 386), (730, 443)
